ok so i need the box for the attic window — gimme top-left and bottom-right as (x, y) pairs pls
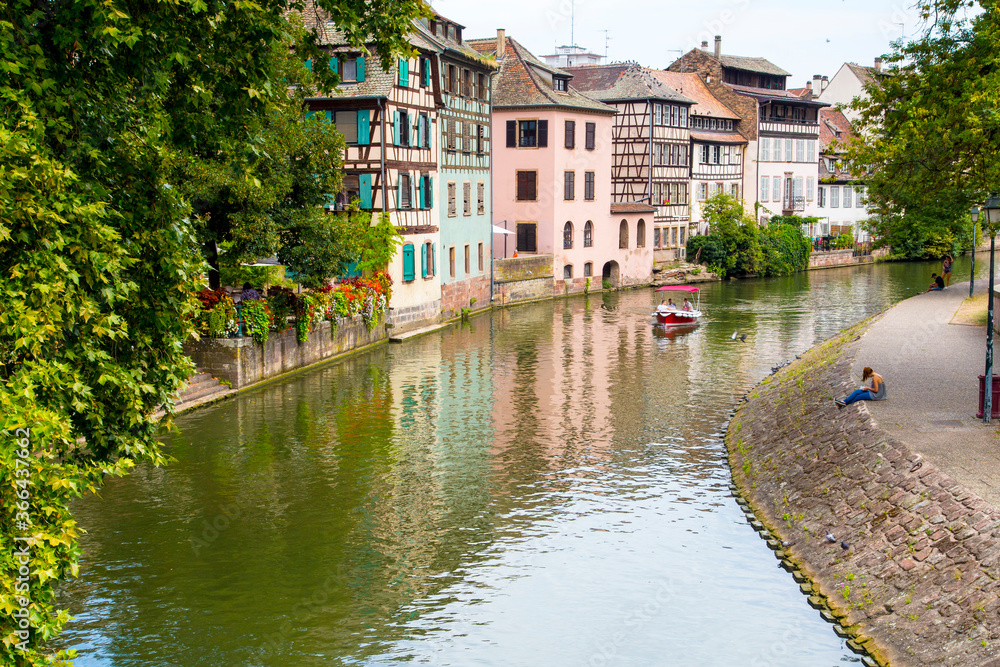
(554, 77), (568, 92)
(429, 20), (436, 36)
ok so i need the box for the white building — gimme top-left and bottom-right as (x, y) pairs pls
(540, 45), (605, 68)
(817, 60), (887, 125)
(814, 108), (871, 242)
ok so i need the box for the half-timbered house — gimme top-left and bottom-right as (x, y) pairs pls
(564, 63), (695, 264)
(298, 6), (443, 332)
(467, 32), (654, 291)
(416, 15), (499, 315)
(652, 70), (746, 236)
(816, 108), (870, 242)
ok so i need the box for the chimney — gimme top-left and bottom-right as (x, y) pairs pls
(812, 74), (823, 94)
(805, 81), (813, 92)
(497, 29), (506, 59)
(821, 75), (829, 91)
(714, 35), (722, 59)
(874, 57), (882, 71)
(701, 40), (709, 50)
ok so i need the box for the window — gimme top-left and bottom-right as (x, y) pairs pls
(830, 185), (840, 207)
(856, 187), (866, 207)
(399, 172), (412, 209)
(584, 262), (593, 277)
(476, 124), (485, 155)
(477, 181), (485, 215)
(729, 147), (740, 165)
(807, 177), (814, 201)
(671, 105), (678, 126)
(843, 185), (852, 208)
(818, 186), (826, 208)
(447, 64), (457, 93)
(637, 219), (646, 248)
(333, 174), (361, 211)
(516, 223), (537, 253)
(465, 244), (471, 275)
(807, 140), (816, 163)
(563, 221), (573, 249)
(679, 227), (686, 246)
(334, 110), (358, 143)
(565, 120), (575, 149)
(402, 244), (415, 281)
(761, 138), (770, 161)
(784, 138), (793, 162)
(463, 181), (471, 215)
(731, 184), (739, 198)
(394, 110), (410, 147)
(342, 58), (357, 82)
(584, 221), (593, 247)
(584, 171), (595, 200)
(516, 171), (537, 201)
(654, 104), (663, 125)
(449, 246), (456, 278)
(712, 145), (721, 164)
(563, 264), (573, 279)
(448, 181), (457, 216)
(654, 228), (661, 247)
(680, 107), (688, 128)
(419, 57), (427, 88)
(423, 242), (435, 277)
(698, 182), (708, 200)
(564, 171), (575, 200)
(700, 145), (709, 164)
(554, 77), (568, 92)
(760, 176), (770, 202)
(478, 243), (484, 272)
(477, 73), (486, 100)
(519, 120), (537, 147)
(672, 227), (678, 247)
(619, 220), (629, 249)
(420, 112), (430, 148)
(795, 139), (805, 162)
(793, 177), (803, 202)
(773, 177), (782, 202)
(585, 122), (595, 150)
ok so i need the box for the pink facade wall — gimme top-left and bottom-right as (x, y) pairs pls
(492, 108), (652, 288)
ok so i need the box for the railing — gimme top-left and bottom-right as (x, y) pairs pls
(782, 197), (806, 212)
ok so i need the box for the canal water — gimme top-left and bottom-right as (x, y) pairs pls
(59, 258), (982, 666)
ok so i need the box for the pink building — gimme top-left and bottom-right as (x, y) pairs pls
(468, 32), (654, 292)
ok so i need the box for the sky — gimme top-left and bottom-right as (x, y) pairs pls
(430, 0), (926, 87)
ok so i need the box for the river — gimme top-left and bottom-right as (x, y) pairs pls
(58, 258), (982, 666)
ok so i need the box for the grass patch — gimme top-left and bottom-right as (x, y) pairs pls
(952, 292), (989, 326)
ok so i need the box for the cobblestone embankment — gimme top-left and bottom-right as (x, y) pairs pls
(727, 317), (1000, 667)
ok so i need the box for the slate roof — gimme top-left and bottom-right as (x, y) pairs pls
(465, 36), (616, 113)
(650, 70), (739, 119)
(413, 18), (498, 70)
(846, 62), (888, 85)
(562, 64), (694, 104)
(728, 83), (829, 107)
(718, 54), (790, 77)
(690, 131), (746, 145)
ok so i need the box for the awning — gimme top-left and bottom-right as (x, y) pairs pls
(656, 285), (700, 292)
(492, 225), (515, 235)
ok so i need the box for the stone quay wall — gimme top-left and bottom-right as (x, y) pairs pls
(185, 318), (386, 390)
(493, 255), (555, 306)
(727, 318), (1000, 667)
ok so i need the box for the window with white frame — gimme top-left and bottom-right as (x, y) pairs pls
(731, 183), (739, 198)
(856, 187), (866, 207)
(795, 139), (805, 162)
(818, 186), (826, 208)
(793, 177), (803, 201)
(784, 138), (793, 162)
(698, 182), (708, 200)
(700, 145), (709, 164)
(807, 140), (816, 163)
(761, 137), (770, 162)
(773, 177), (782, 202)
(843, 185), (852, 208)
(830, 186), (840, 208)
(760, 176), (770, 201)
(807, 177), (814, 201)
(711, 145), (720, 164)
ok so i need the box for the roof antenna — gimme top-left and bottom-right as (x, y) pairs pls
(600, 29), (611, 61)
(570, 0), (575, 47)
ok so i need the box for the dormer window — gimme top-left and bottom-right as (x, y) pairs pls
(554, 77), (568, 92)
(455, 27), (462, 43)
(429, 20), (436, 36)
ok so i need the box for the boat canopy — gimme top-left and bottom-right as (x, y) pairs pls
(655, 285), (700, 293)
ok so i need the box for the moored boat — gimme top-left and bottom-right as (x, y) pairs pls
(652, 285), (702, 326)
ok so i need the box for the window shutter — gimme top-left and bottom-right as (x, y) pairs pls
(403, 244), (415, 281)
(409, 174), (415, 209)
(423, 57), (432, 87)
(359, 174), (373, 209)
(537, 119), (548, 147)
(432, 243), (436, 276)
(305, 109), (315, 119)
(393, 111), (400, 146)
(396, 174), (403, 209)
(324, 110), (332, 123)
(416, 115), (424, 148)
(417, 174), (424, 209)
(565, 120), (575, 149)
(329, 56), (339, 75)
(426, 176), (433, 209)
(358, 110), (370, 146)
(304, 59), (312, 71)
(506, 120), (516, 147)
(398, 58), (409, 86)
(421, 242), (427, 277)
(356, 55), (365, 82)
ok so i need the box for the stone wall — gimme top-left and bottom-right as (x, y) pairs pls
(727, 319), (1000, 666)
(440, 274), (490, 317)
(493, 255), (555, 305)
(808, 249), (856, 270)
(386, 299), (441, 333)
(185, 318), (386, 390)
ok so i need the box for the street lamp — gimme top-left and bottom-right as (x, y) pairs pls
(982, 196), (1000, 423)
(970, 206), (979, 299)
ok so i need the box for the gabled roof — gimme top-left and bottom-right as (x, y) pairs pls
(728, 83), (830, 108)
(787, 87), (813, 99)
(718, 54), (790, 77)
(650, 70), (739, 120)
(465, 36), (616, 113)
(561, 63), (694, 104)
(819, 108), (856, 151)
(845, 62), (888, 85)
(412, 19), (498, 70)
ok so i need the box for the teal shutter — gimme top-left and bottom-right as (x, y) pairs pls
(423, 57), (432, 87)
(359, 174), (372, 209)
(305, 109), (315, 119)
(305, 59), (312, 71)
(329, 56), (339, 75)
(396, 174), (403, 209)
(421, 242), (427, 278)
(398, 58), (409, 86)
(357, 110), (370, 145)
(356, 55), (365, 82)
(416, 115), (423, 148)
(393, 110), (400, 146)
(417, 175), (424, 209)
(324, 110), (332, 122)
(431, 243), (436, 276)
(425, 176), (433, 209)
(403, 244), (415, 281)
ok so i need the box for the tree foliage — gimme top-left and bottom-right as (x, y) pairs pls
(0, 0), (426, 663)
(688, 195), (811, 278)
(844, 0), (997, 257)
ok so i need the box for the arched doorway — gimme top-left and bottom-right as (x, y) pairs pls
(602, 260), (620, 288)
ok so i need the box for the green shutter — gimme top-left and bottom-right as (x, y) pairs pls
(421, 242), (427, 278)
(356, 55), (365, 82)
(416, 115), (424, 148)
(359, 174), (372, 209)
(305, 109), (315, 119)
(357, 110), (370, 146)
(425, 176), (433, 209)
(305, 58), (312, 71)
(417, 174), (424, 209)
(393, 110), (400, 146)
(403, 244), (415, 281)
(431, 243), (436, 276)
(324, 110), (332, 122)
(398, 58), (409, 86)
(423, 57), (432, 87)
(396, 173), (403, 209)
(329, 56), (339, 75)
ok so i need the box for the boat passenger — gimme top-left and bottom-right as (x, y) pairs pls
(667, 299), (677, 310)
(682, 298), (692, 312)
(656, 299), (670, 313)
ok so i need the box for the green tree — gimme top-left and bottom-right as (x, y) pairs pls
(0, 0), (426, 663)
(844, 0), (998, 257)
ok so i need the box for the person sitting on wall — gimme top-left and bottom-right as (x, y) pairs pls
(926, 273), (945, 292)
(835, 367), (886, 408)
(241, 282), (263, 301)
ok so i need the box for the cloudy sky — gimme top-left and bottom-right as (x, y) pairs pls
(431, 0), (926, 86)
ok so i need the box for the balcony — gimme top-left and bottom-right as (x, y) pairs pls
(782, 197), (805, 213)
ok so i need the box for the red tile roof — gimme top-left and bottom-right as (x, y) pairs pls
(690, 131), (746, 144)
(561, 63), (693, 104)
(611, 202), (657, 213)
(651, 70), (739, 120)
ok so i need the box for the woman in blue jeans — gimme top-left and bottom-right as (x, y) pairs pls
(836, 367), (886, 407)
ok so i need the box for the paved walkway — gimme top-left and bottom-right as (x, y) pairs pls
(855, 278), (1000, 507)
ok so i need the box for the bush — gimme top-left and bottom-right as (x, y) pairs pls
(834, 233), (855, 250)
